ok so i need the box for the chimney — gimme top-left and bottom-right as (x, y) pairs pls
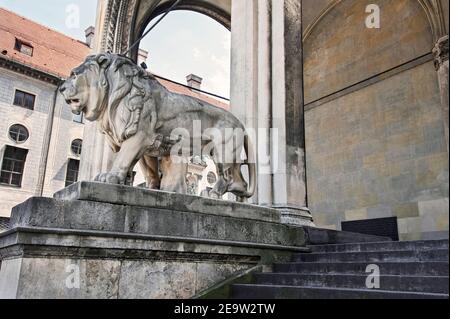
(138, 49), (149, 65)
(85, 26), (95, 48)
(186, 74), (203, 90)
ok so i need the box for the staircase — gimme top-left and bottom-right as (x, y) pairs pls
(232, 239), (449, 299)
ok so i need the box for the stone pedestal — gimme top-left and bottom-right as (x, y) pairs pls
(275, 206), (315, 227)
(0, 182), (309, 299)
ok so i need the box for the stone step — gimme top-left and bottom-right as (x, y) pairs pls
(294, 249), (449, 263)
(254, 273), (449, 294)
(273, 261), (449, 276)
(232, 284), (449, 299)
(309, 240), (449, 253)
(303, 227), (391, 245)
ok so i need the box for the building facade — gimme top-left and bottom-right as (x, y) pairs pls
(0, 8), (90, 217)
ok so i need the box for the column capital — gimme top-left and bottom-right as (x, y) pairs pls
(433, 35), (449, 70)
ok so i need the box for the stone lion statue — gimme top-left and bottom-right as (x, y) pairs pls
(59, 53), (256, 200)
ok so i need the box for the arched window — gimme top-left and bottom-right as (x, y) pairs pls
(207, 171), (217, 184)
(71, 139), (83, 156)
(8, 124), (29, 143)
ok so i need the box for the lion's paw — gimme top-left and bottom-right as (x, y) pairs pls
(94, 172), (124, 185)
(209, 192), (220, 200)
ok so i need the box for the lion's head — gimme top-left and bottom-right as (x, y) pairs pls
(60, 53), (158, 147)
(59, 54), (112, 121)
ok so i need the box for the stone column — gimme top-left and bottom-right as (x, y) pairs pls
(256, 0), (274, 205)
(433, 35), (449, 153)
(230, 0), (314, 226)
(230, 0), (265, 204)
(270, 0), (313, 226)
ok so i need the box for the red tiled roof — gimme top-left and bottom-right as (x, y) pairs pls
(0, 7), (90, 78)
(0, 7), (229, 110)
(156, 76), (229, 110)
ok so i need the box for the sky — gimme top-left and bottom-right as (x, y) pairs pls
(0, 0), (231, 98)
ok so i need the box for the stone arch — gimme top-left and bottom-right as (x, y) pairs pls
(303, 0), (436, 104)
(97, 0), (231, 61)
(303, 0), (446, 43)
(418, 0), (447, 41)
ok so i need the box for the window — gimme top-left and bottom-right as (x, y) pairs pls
(13, 90), (35, 110)
(0, 146), (28, 187)
(71, 139), (83, 156)
(207, 172), (217, 184)
(14, 39), (33, 56)
(73, 113), (84, 124)
(65, 159), (80, 187)
(8, 124), (29, 143)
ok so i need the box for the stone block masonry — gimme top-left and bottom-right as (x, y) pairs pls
(0, 182), (389, 299)
(0, 182), (308, 299)
(305, 62), (449, 240)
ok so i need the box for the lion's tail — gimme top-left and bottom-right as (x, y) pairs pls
(242, 134), (256, 198)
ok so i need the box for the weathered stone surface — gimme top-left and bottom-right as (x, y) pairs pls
(0, 259), (21, 299)
(276, 206), (315, 227)
(304, 0), (433, 104)
(0, 181), (309, 299)
(306, 61), (449, 240)
(16, 258), (121, 299)
(118, 261), (197, 299)
(54, 182), (279, 223)
(0, 225), (297, 299)
(11, 197), (304, 248)
(0, 182), (393, 299)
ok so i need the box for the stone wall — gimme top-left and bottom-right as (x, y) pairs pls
(303, 0), (449, 240)
(0, 182), (310, 299)
(304, 0), (433, 104)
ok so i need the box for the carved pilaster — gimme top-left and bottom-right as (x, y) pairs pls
(433, 35), (449, 153)
(99, 0), (122, 53)
(433, 35), (449, 70)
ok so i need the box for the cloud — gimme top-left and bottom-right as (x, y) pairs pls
(193, 47), (202, 59)
(140, 11), (231, 98)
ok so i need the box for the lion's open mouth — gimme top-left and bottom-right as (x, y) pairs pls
(66, 99), (85, 114)
(66, 99), (80, 105)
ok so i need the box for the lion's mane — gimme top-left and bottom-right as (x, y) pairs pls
(88, 53), (159, 152)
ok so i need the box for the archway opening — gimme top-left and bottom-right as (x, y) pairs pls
(139, 10), (231, 99)
(132, 10), (232, 199)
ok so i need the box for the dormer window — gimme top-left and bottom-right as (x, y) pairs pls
(14, 39), (33, 56)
